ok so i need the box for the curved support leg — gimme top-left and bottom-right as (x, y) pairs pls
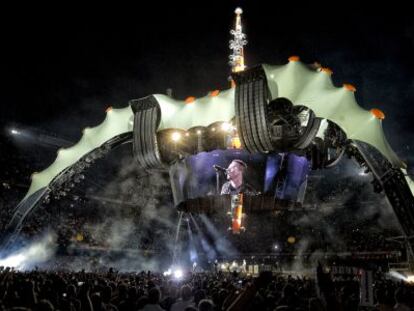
(131, 95), (164, 169)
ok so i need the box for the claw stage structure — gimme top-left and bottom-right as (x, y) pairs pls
(1, 9), (413, 268)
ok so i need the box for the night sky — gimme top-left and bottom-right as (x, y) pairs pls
(1, 2), (414, 187)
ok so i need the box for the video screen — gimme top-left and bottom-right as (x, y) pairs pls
(169, 149), (310, 207)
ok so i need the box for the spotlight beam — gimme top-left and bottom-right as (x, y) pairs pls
(7, 124), (74, 148)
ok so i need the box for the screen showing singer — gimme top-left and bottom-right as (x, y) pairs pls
(220, 159), (258, 195)
(168, 148), (309, 207)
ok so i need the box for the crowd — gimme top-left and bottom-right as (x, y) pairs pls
(2, 200), (406, 273)
(0, 264), (413, 311)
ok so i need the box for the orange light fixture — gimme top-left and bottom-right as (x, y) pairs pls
(320, 67), (333, 75)
(185, 96), (196, 104)
(343, 84), (356, 92)
(288, 55), (300, 62)
(210, 90), (220, 97)
(370, 108), (385, 120)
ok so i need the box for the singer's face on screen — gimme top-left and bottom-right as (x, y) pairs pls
(226, 161), (244, 181)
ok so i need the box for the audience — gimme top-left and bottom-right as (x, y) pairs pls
(0, 265), (413, 311)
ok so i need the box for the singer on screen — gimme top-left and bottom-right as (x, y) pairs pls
(219, 159), (258, 195)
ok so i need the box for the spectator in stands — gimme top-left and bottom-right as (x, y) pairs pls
(36, 299), (55, 311)
(0, 265), (412, 311)
(141, 287), (164, 311)
(170, 285), (194, 311)
(394, 287), (411, 311)
(198, 299), (214, 311)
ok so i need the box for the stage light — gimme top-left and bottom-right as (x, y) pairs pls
(221, 122), (232, 131)
(163, 269), (172, 276)
(171, 132), (181, 142)
(0, 254), (25, 268)
(173, 268), (183, 279)
(76, 233), (84, 242)
(274, 244), (279, 250)
(358, 167), (369, 176)
(231, 137), (242, 149)
(406, 275), (414, 283)
(10, 128), (20, 135)
(196, 130), (202, 135)
(287, 236), (296, 244)
(388, 270), (408, 282)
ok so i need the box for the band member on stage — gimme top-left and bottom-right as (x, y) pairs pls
(220, 159), (258, 195)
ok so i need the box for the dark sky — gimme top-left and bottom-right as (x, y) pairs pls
(1, 2), (413, 171)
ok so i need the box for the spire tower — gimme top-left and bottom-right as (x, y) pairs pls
(229, 7), (247, 86)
